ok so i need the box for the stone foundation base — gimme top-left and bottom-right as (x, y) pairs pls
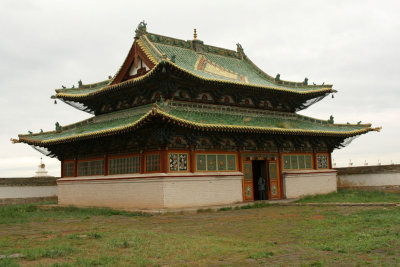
(57, 172), (243, 209)
(283, 170), (337, 198)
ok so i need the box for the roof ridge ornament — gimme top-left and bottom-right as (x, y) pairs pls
(55, 122), (62, 132)
(193, 28), (197, 40)
(135, 21), (147, 38)
(10, 138), (19, 144)
(236, 43), (245, 59)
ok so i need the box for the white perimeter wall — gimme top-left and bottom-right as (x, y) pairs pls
(338, 173), (400, 187)
(0, 186), (58, 199)
(58, 172), (243, 209)
(283, 170), (337, 199)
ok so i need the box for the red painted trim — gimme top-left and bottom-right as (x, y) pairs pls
(111, 43), (136, 85)
(111, 42), (155, 85)
(57, 172), (243, 183)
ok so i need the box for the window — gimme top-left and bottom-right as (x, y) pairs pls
(317, 154), (329, 169)
(109, 156), (140, 175)
(145, 154), (160, 172)
(169, 153), (188, 172)
(63, 162), (74, 177)
(282, 154), (313, 170)
(77, 160), (104, 176)
(196, 154), (237, 171)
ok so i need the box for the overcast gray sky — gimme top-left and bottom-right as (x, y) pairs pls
(1, 0), (399, 177)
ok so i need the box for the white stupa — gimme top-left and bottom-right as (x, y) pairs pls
(34, 157), (53, 177)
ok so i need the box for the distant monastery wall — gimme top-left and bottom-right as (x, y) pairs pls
(0, 177), (58, 205)
(337, 164), (400, 192)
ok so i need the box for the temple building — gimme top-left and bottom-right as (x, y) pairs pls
(13, 22), (380, 209)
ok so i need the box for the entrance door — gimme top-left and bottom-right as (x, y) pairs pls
(252, 160), (267, 200)
(242, 160), (254, 201)
(242, 158), (282, 201)
(268, 160), (281, 199)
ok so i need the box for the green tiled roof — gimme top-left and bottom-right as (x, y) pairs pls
(54, 31), (334, 98)
(142, 34), (328, 91)
(17, 101), (375, 146)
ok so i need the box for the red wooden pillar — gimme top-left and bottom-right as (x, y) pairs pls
(237, 150), (242, 172)
(190, 147), (195, 173)
(277, 151), (284, 199)
(312, 150), (317, 169)
(61, 160), (64, 178)
(161, 148), (168, 173)
(104, 154), (109, 175)
(328, 151), (333, 169)
(74, 158), (78, 177)
(140, 150), (145, 174)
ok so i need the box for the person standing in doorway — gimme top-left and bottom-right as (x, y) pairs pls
(258, 176), (266, 200)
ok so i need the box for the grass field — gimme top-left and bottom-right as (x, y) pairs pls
(1, 190), (400, 266)
(296, 189), (400, 203)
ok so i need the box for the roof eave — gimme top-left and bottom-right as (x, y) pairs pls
(14, 105), (376, 146)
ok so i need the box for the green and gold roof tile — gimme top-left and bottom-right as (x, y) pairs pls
(16, 101), (377, 146)
(54, 29), (334, 99)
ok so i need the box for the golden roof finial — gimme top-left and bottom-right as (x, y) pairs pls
(194, 28), (197, 40)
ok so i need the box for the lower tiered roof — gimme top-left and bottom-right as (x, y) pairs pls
(15, 101), (378, 146)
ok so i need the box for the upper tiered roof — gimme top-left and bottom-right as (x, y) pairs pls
(54, 22), (334, 107)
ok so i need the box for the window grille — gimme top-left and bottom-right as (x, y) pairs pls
(109, 156), (140, 175)
(78, 160), (104, 176)
(63, 162), (74, 177)
(282, 154), (313, 170)
(145, 154), (160, 172)
(195, 154), (237, 171)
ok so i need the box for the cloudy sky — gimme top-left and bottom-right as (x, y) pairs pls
(0, 0), (399, 177)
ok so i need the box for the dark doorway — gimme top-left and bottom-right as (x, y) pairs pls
(252, 160), (268, 200)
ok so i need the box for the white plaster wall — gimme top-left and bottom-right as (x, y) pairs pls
(338, 173), (400, 187)
(58, 178), (164, 209)
(0, 186), (58, 199)
(163, 175), (243, 208)
(57, 172), (243, 209)
(283, 170), (337, 199)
